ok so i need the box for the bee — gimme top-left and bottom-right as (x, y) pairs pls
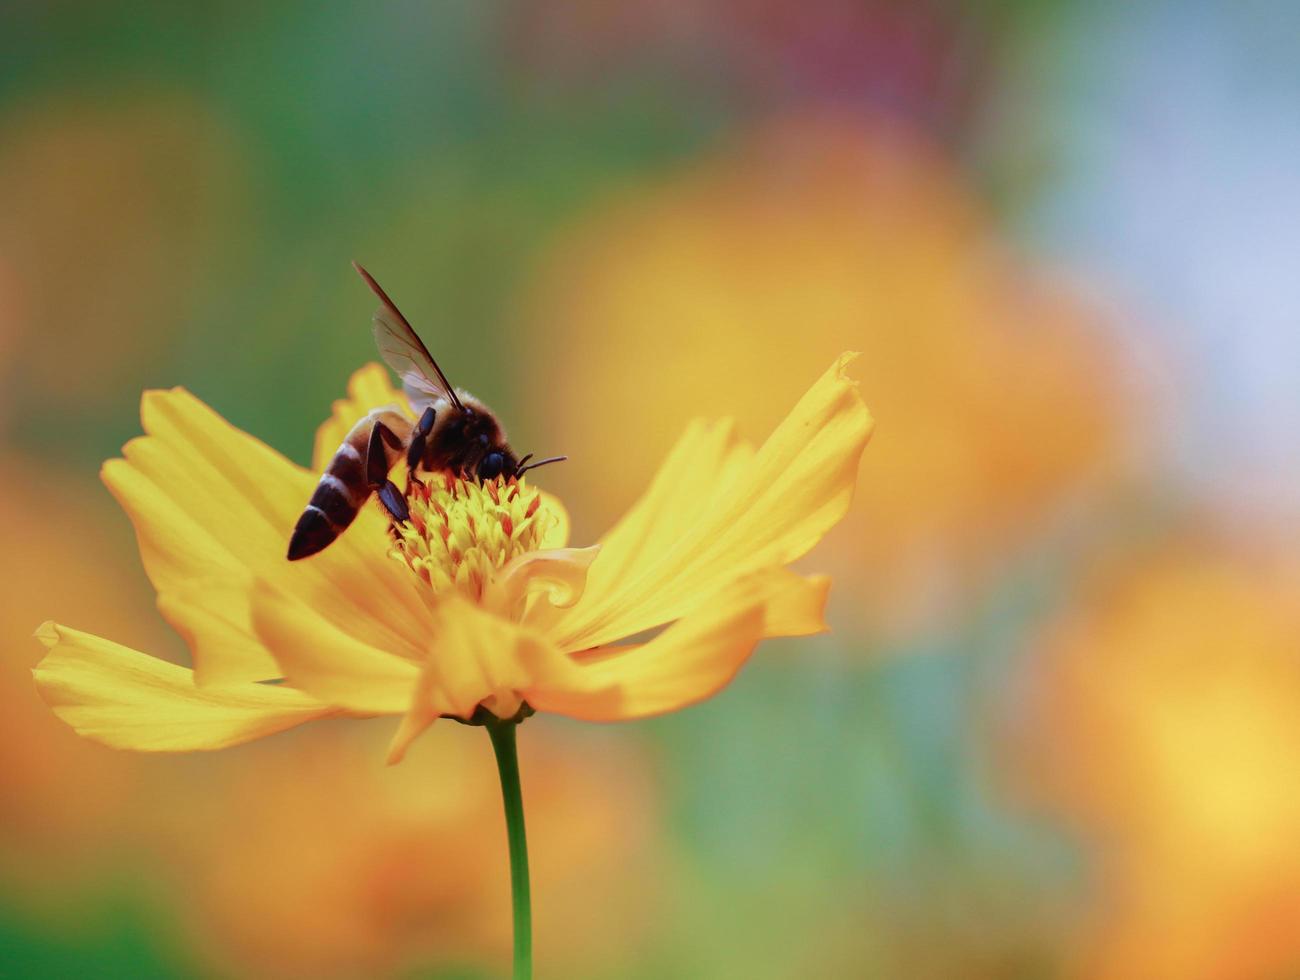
(287, 263), (564, 561)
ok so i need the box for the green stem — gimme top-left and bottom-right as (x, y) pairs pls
(486, 718), (532, 980)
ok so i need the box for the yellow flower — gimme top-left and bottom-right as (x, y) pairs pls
(33, 354), (871, 763)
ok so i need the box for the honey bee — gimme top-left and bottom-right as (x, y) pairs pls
(287, 263), (564, 561)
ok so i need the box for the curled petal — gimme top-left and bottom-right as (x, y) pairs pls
(104, 387), (429, 685)
(251, 585), (419, 714)
(311, 362), (410, 471)
(486, 545), (601, 621)
(386, 597), (566, 764)
(547, 354), (872, 651)
(33, 622), (334, 752)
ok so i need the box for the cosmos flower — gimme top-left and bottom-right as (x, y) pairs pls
(33, 353), (871, 763)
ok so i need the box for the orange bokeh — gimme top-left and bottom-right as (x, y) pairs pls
(159, 725), (662, 978)
(0, 454), (172, 894)
(1027, 540), (1300, 980)
(519, 113), (1131, 633)
(0, 86), (246, 406)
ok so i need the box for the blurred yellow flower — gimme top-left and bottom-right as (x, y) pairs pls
(157, 729), (660, 979)
(519, 113), (1128, 631)
(1028, 542), (1300, 980)
(33, 354), (871, 762)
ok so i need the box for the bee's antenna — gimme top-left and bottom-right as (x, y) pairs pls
(516, 455), (567, 477)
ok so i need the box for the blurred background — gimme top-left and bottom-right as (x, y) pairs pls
(2, 0), (1298, 977)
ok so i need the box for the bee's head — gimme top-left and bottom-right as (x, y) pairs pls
(452, 401), (563, 483)
(476, 444), (517, 481)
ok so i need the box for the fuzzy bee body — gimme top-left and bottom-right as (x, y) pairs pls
(415, 391), (514, 476)
(287, 265), (558, 562)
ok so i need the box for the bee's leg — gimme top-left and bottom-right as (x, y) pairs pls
(377, 480), (410, 522)
(406, 406), (436, 471)
(366, 421), (411, 524)
(366, 421), (406, 489)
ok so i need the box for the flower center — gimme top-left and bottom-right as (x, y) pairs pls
(388, 473), (554, 602)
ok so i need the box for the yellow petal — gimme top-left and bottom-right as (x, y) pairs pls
(523, 575), (777, 722)
(32, 622), (334, 752)
(547, 354), (871, 650)
(251, 585), (419, 714)
(311, 362), (410, 471)
(154, 575), (276, 685)
(416, 596), (548, 718)
(535, 489), (571, 550)
(489, 545), (600, 621)
(105, 387), (429, 685)
(386, 597), (565, 764)
(386, 569), (825, 755)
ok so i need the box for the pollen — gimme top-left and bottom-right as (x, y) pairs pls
(388, 473), (557, 602)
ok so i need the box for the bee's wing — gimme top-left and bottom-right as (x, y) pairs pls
(355, 262), (464, 412)
(371, 305), (456, 408)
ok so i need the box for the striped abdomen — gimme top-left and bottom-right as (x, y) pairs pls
(287, 408), (410, 561)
